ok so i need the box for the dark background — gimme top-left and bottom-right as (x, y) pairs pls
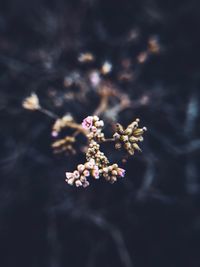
(0, 0), (200, 267)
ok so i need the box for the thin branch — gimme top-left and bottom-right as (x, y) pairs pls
(39, 107), (59, 119)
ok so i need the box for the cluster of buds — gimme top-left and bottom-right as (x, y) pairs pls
(66, 143), (125, 187)
(52, 114), (74, 137)
(22, 92), (147, 188)
(102, 164), (125, 183)
(65, 158), (99, 188)
(86, 140), (109, 169)
(113, 118), (147, 155)
(52, 136), (76, 154)
(82, 116), (105, 142)
(65, 116), (129, 188)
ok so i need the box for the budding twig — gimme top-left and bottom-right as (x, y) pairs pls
(22, 93), (147, 188)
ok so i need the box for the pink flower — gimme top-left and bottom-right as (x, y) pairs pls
(117, 168), (126, 177)
(82, 116), (93, 130)
(51, 131), (58, 137)
(83, 169), (90, 177)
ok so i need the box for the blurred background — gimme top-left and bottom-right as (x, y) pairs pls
(0, 0), (200, 266)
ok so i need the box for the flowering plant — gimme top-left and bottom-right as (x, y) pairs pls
(23, 92), (147, 188)
(64, 115), (146, 187)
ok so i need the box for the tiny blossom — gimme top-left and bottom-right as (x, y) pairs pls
(66, 177), (75, 186)
(73, 170), (80, 179)
(94, 120), (104, 128)
(117, 168), (126, 177)
(92, 166), (100, 179)
(52, 131), (58, 137)
(91, 126), (97, 133)
(85, 161), (94, 169)
(83, 170), (90, 177)
(98, 120), (104, 127)
(80, 176), (86, 182)
(75, 180), (82, 187)
(82, 181), (90, 188)
(77, 164), (85, 172)
(66, 172), (74, 179)
(82, 116), (93, 130)
(89, 71), (101, 87)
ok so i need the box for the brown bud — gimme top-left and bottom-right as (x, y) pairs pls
(124, 142), (131, 150)
(115, 123), (124, 134)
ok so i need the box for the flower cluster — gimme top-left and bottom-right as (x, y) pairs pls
(86, 140), (109, 169)
(52, 136), (76, 154)
(102, 164), (125, 184)
(82, 116), (105, 142)
(65, 116), (132, 188)
(52, 114), (74, 137)
(22, 92), (147, 188)
(113, 118), (147, 155)
(65, 158), (99, 188)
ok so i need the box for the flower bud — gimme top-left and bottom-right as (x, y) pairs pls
(75, 180), (83, 187)
(73, 170), (80, 178)
(129, 136), (138, 143)
(77, 164), (85, 172)
(132, 143), (141, 151)
(83, 170), (90, 177)
(67, 177), (75, 185)
(120, 135), (129, 142)
(124, 142), (131, 150)
(124, 127), (133, 136)
(115, 123), (124, 134)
